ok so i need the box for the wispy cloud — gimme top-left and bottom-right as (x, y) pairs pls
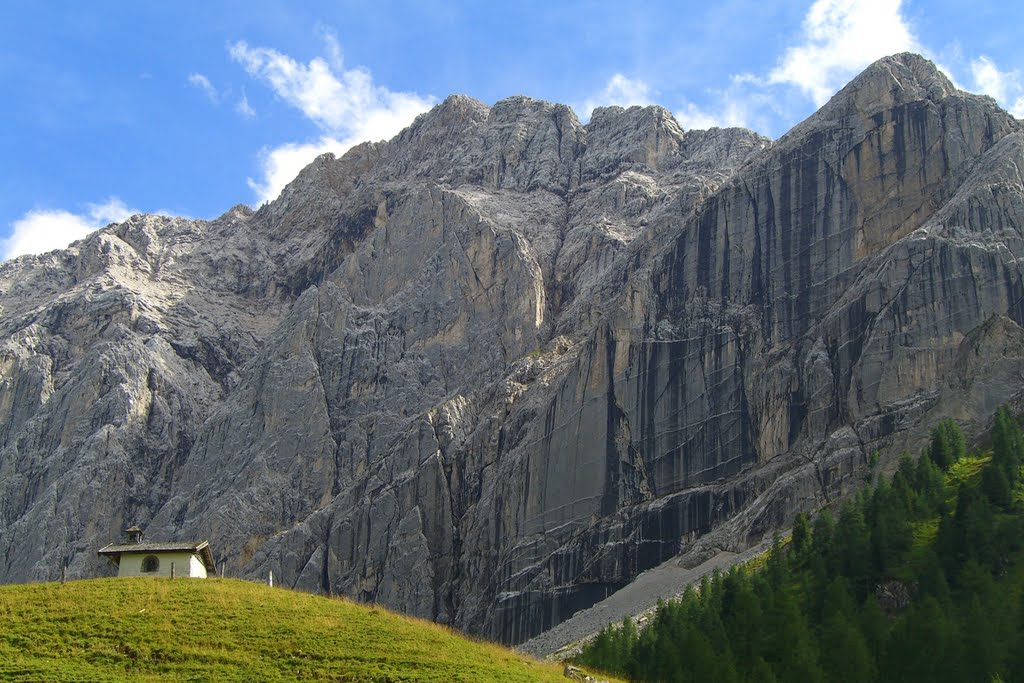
(188, 72), (220, 104)
(768, 0), (919, 106)
(578, 74), (653, 120)
(236, 90), (256, 119)
(228, 39), (432, 134)
(660, 0), (925, 133)
(672, 73), (782, 132)
(249, 138), (356, 208)
(674, 97), (761, 132)
(2, 198), (136, 261)
(229, 31), (434, 204)
(317, 24), (345, 73)
(971, 56), (1024, 118)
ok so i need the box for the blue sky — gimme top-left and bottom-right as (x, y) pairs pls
(2, 1), (1023, 260)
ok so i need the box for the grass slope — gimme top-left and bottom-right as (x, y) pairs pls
(0, 578), (609, 682)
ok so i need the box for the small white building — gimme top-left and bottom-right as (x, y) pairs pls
(98, 527), (216, 579)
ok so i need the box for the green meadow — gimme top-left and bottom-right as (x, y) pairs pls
(0, 577), (614, 682)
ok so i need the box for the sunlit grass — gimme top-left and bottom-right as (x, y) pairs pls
(946, 454), (990, 498)
(0, 578), (610, 682)
(742, 532), (791, 574)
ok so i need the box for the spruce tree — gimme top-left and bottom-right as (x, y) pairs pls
(931, 422), (953, 470)
(914, 454), (947, 516)
(792, 512), (811, 555)
(943, 418), (967, 464)
(835, 498), (872, 598)
(858, 595), (890, 671)
(982, 463), (1012, 510)
(812, 509), (835, 556)
(962, 594), (1006, 682)
(820, 608), (874, 682)
(882, 597), (965, 683)
(992, 406), (1022, 485)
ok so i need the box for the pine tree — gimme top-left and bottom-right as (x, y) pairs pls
(764, 533), (791, 590)
(858, 595), (890, 672)
(891, 463), (917, 514)
(748, 657), (779, 683)
(628, 623), (658, 682)
(914, 453), (947, 516)
(875, 479), (913, 575)
(992, 406), (1023, 485)
(1009, 589), (1024, 683)
(835, 498), (872, 598)
(680, 623), (737, 682)
(882, 597), (965, 683)
(954, 485), (998, 572)
(931, 422), (953, 470)
(982, 463), (1012, 510)
(696, 601), (734, 664)
(721, 569), (764, 667)
(762, 582), (823, 682)
(792, 512), (811, 555)
(918, 550), (953, 605)
(616, 615), (637, 666)
(812, 509), (835, 556)
(944, 419), (967, 463)
(962, 594), (1006, 682)
(579, 624), (617, 673)
(820, 608), (874, 682)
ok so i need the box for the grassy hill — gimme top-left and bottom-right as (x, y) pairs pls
(0, 577), (613, 682)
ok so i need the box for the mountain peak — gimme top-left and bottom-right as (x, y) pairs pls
(776, 52), (962, 148)
(487, 95), (580, 127)
(408, 94), (490, 135)
(588, 104), (679, 130)
(847, 52), (957, 104)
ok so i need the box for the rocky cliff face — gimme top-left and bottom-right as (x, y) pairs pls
(2, 53), (1024, 643)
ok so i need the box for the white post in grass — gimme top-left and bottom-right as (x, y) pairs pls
(268, 570), (274, 587)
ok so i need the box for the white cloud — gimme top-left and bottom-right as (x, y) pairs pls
(971, 56), (1024, 117)
(188, 72), (220, 103)
(972, 56), (1008, 101)
(574, 2), (926, 136)
(674, 99), (757, 131)
(578, 74), (653, 120)
(673, 102), (722, 131)
(2, 198), (137, 261)
(246, 137), (348, 205)
(317, 25), (345, 73)
(769, 0), (920, 106)
(236, 91), (256, 119)
(230, 35), (434, 203)
(674, 72), (782, 131)
(576, 71), (760, 132)
(656, 0), (928, 136)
